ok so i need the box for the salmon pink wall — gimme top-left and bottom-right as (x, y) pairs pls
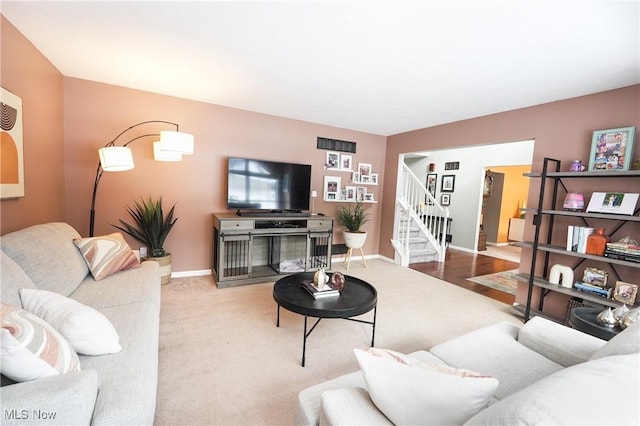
(63, 78), (386, 273)
(0, 16), (65, 234)
(384, 85), (640, 316)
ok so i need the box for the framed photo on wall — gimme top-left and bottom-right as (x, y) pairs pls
(426, 173), (437, 200)
(588, 126), (636, 171)
(1, 87), (25, 199)
(441, 175), (455, 192)
(340, 154), (353, 171)
(326, 151), (340, 170)
(323, 176), (341, 201)
(440, 193), (451, 206)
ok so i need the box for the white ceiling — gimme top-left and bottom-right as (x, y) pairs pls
(2, 1), (639, 136)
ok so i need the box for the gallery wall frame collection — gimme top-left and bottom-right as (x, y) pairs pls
(323, 151), (378, 203)
(0, 87), (25, 199)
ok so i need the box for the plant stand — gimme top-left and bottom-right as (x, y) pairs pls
(344, 247), (367, 270)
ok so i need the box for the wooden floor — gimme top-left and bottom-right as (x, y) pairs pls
(410, 248), (519, 305)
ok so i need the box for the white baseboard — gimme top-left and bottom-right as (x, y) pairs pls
(170, 255), (395, 278)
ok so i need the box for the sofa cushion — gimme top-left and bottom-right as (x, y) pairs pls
(1, 303), (80, 382)
(518, 316), (605, 366)
(465, 353), (640, 425)
(79, 301), (159, 425)
(20, 289), (122, 355)
(0, 251), (36, 308)
(354, 348), (498, 425)
(73, 232), (140, 280)
(0, 371), (98, 426)
(70, 260), (161, 311)
(1, 223), (89, 296)
(320, 387), (392, 426)
(430, 321), (563, 399)
(590, 319), (640, 360)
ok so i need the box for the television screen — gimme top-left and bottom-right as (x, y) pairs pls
(227, 157), (312, 212)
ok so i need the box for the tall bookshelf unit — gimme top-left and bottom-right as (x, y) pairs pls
(520, 158), (640, 322)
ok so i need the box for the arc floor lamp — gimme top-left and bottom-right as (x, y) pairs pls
(89, 120), (194, 237)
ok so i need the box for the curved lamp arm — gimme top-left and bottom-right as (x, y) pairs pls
(89, 121), (192, 237)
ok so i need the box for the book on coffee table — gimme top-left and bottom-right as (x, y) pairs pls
(302, 280), (339, 299)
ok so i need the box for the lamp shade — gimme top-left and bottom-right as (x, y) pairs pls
(311, 190), (318, 198)
(158, 131), (194, 155)
(99, 146), (134, 171)
(153, 141), (182, 161)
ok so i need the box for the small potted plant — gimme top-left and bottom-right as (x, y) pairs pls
(336, 200), (370, 249)
(114, 197), (177, 285)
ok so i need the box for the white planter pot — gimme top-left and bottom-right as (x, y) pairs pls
(343, 231), (367, 249)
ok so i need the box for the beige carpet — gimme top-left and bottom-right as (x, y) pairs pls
(155, 259), (521, 425)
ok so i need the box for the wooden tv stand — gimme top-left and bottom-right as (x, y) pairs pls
(212, 213), (333, 287)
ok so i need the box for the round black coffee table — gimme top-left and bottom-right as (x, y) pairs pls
(273, 271), (377, 366)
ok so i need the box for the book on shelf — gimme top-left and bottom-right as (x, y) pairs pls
(604, 242), (640, 263)
(565, 226), (594, 254)
(573, 281), (613, 298)
(302, 280), (339, 298)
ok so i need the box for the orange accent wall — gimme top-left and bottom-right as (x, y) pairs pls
(486, 165), (531, 243)
(0, 16), (66, 233)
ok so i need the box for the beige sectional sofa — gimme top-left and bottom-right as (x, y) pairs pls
(296, 316), (640, 425)
(1, 222), (161, 425)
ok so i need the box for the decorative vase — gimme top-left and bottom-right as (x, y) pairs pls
(343, 231), (367, 249)
(620, 307), (640, 329)
(585, 228), (607, 256)
(313, 268), (329, 289)
(612, 304), (629, 320)
(330, 272), (346, 292)
(596, 307), (617, 328)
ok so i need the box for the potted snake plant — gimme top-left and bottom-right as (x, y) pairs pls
(336, 200), (370, 249)
(114, 196), (177, 285)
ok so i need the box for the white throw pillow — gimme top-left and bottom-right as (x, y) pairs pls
(354, 348), (499, 425)
(1, 303), (81, 382)
(590, 319), (640, 360)
(20, 289), (122, 355)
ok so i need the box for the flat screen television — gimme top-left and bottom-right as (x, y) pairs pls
(227, 157), (312, 213)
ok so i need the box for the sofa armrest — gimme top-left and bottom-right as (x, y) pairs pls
(320, 388), (392, 426)
(517, 316), (606, 367)
(1, 370), (98, 425)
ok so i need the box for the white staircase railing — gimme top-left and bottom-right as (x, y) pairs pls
(392, 163), (450, 266)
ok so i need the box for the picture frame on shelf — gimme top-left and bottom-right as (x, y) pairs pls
(340, 154), (353, 171)
(358, 162), (372, 177)
(364, 193), (374, 202)
(440, 193), (451, 206)
(585, 192), (639, 215)
(612, 281), (638, 305)
(441, 175), (455, 192)
(370, 173), (378, 185)
(323, 176), (341, 201)
(361, 175), (371, 183)
(344, 186), (356, 201)
(352, 171), (360, 183)
(588, 126), (636, 171)
(582, 267), (608, 287)
(326, 151), (340, 170)
(356, 187), (367, 201)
